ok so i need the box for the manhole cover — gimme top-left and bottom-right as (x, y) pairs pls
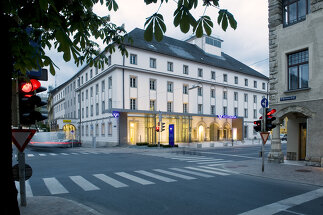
(295, 169), (311, 172)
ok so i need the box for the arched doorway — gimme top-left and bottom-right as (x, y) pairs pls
(198, 125), (204, 142)
(223, 122), (231, 140)
(63, 124), (76, 140)
(210, 122), (220, 141)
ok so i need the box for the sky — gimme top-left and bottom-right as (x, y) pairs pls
(45, 0), (269, 89)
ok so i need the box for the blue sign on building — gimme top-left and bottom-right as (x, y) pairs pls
(169, 124), (174, 147)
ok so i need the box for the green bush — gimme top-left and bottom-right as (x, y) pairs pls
(136, 142), (149, 146)
(147, 144), (158, 147)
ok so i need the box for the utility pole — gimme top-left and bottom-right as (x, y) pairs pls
(158, 111), (162, 147)
(261, 107), (266, 172)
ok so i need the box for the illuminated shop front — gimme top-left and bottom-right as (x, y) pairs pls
(124, 111), (243, 145)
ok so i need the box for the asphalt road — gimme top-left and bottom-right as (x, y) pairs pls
(13, 144), (322, 215)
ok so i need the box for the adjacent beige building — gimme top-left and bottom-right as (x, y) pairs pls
(268, 0), (323, 166)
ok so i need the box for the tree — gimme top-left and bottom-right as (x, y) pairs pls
(1, 0), (236, 214)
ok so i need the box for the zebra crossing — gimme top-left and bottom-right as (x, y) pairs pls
(15, 165), (237, 198)
(140, 152), (232, 166)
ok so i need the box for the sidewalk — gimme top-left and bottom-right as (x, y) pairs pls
(19, 196), (103, 215)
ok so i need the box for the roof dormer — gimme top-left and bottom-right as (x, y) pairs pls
(186, 35), (223, 56)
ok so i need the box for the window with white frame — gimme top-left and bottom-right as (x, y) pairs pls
(167, 62), (173, 72)
(183, 103), (188, 113)
(183, 85), (188, 94)
(130, 54), (137, 64)
(198, 87), (203, 96)
(130, 77), (137, 88)
(150, 79), (156, 90)
(167, 82), (173, 93)
(183, 65), (189, 74)
(198, 104), (203, 114)
(108, 122), (112, 136)
(130, 99), (136, 110)
(149, 100), (155, 111)
(167, 102), (173, 112)
(150, 58), (156, 68)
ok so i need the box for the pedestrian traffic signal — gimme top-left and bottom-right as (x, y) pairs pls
(265, 108), (277, 131)
(18, 78), (48, 125)
(161, 122), (166, 132)
(253, 120), (261, 132)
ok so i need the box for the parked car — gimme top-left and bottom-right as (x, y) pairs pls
(29, 139), (81, 148)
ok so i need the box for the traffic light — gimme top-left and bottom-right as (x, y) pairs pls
(18, 78), (47, 125)
(156, 122), (160, 132)
(161, 122), (165, 132)
(253, 120), (261, 132)
(265, 108), (277, 131)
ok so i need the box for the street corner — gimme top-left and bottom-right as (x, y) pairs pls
(19, 196), (102, 215)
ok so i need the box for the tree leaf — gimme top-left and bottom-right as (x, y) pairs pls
(144, 21), (154, 41)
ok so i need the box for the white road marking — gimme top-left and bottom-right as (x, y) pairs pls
(60, 153), (69, 155)
(43, 177), (69, 195)
(197, 160), (231, 165)
(198, 166), (238, 174)
(39, 153), (46, 156)
(186, 159), (221, 163)
(93, 174), (128, 188)
(135, 170), (176, 182)
(69, 176), (100, 191)
(169, 168), (214, 178)
(153, 169), (196, 180)
(49, 153), (57, 156)
(15, 180), (33, 197)
(115, 172), (155, 185)
(185, 167), (229, 176)
(238, 188), (323, 215)
(27, 154), (34, 157)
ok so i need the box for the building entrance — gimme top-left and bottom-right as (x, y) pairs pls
(299, 123), (307, 160)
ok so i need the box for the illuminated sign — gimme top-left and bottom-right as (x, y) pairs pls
(217, 115), (237, 120)
(112, 111), (119, 118)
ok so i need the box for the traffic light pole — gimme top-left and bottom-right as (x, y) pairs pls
(158, 111), (162, 148)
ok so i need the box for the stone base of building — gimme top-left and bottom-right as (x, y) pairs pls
(268, 151), (284, 163)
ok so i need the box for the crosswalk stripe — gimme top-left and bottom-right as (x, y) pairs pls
(43, 177), (69, 194)
(49, 153), (57, 156)
(198, 166), (238, 174)
(39, 153), (46, 156)
(27, 154), (34, 157)
(69, 176), (100, 191)
(153, 169), (196, 180)
(186, 159), (220, 162)
(197, 160), (230, 165)
(169, 168), (214, 178)
(15, 180), (33, 197)
(207, 161), (233, 166)
(115, 172), (155, 185)
(93, 174), (128, 188)
(60, 153), (69, 155)
(185, 167), (229, 176)
(135, 170), (176, 182)
(71, 153), (79, 155)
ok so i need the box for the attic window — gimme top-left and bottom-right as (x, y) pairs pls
(205, 37), (221, 48)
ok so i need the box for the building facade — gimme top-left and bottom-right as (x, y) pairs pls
(268, 0), (323, 166)
(48, 28), (268, 147)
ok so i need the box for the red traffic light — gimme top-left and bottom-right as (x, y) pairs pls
(267, 108), (276, 116)
(20, 79), (41, 93)
(156, 126), (160, 132)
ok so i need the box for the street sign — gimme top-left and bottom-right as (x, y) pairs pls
(169, 124), (174, 146)
(261, 98), (268, 108)
(12, 129), (36, 152)
(12, 164), (32, 181)
(260, 132), (270, 144)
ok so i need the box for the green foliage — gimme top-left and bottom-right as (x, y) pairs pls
(144, 13), (166, 42)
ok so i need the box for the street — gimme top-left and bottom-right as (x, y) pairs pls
(13, 144), (323, 215)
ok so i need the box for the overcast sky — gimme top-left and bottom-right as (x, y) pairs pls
(45, 0), (269, 89)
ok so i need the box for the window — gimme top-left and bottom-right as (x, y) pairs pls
(254, 81), (257, 88)
(253, 95), (257, 104)
(198, 104), (203, 114)
(198, 68), (203, 77)
(108, 77), (112, 89)
(234, 92), (238, 101)
(167, 62), (173, 72)
(211, 105), (215, 115)
(96, 103), (99, 115)
(150, 79), (156, 90)
(109, 98), (112, 109)
(234, 107), (238, 116)
(205, 36), (221, 48)
(86, 107), (88, 118)
(96, 84), (99, 95)
(283, 0), (310, 26)
(108, 122), (112, 136)
(262, 82), (266, 90)
(150, 58), (156, 68)
(130, 99), (136, 110)
(244, 93), (248, 102)
(149, 100), (155, 111)
(223, 106), (227, 115)
(183, 65), (189, 74)
(101, 123), (105, 136)
(90, 87), (93, 97)
(102, 101), (105, 114)
(244, 78), (248, 86)
(130, 77), (137, 88)
(288, 49), (309, 90)
(101, 80), (105, 92)
(198, 87), (203, 96)
(90, 104), (93, 116)
(130, 54), (137, 64)
(234, 76), (238, 84)
(90, 69), (93, 78)
(211, 89), (215, 98)
(244, 108), (248, 118)
(253, 109), (257, 119)
(167, 102), (173, 112)
(183, 85), (188, 94)
(86, 89), (88, 100)
(183, 103), (188, 113)
(167, 82), (173, 93)
(223, 74), (227, 82)
(211, 71), (216, 80)
(223, 91), (227, 100)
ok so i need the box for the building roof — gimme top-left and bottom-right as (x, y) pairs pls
(125, 28), (268, 80)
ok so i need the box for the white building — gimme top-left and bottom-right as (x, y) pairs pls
(48, 28), (268, 147)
